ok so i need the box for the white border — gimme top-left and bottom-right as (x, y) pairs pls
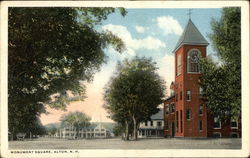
(1, 1), (249, 158)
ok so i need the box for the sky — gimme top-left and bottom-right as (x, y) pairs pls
(40, 8), (222, 125)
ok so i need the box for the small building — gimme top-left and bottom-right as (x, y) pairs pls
(138, 108), (164, 138)
(55, 123), (113, 139)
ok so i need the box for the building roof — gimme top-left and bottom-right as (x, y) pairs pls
(172, 19), (209, 53)
(164, 95), (175, 102)
(150, 108), (163, 120)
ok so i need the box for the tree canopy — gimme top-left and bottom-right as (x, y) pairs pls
(200, 7), (241, 120)
(8, 7), (126, 135)
(60, 111), (91, 138)
(60, 111), (91, 128)
(104, 57), (166, 140)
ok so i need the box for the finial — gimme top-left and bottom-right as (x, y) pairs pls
(188, 9), (192, 19)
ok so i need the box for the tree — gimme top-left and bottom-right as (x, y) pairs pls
(112, 123), (124, 137)
(8, 7), (126, 136)
(104, 57), (166, 140)
(60, 111), (91, 139)
(45, 124), (59, 137)
(200, 7), (241, 120)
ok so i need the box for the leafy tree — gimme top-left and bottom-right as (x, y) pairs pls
(104, 57), (166, 140)
(8, 7), (126, 136)
(45, 123), (60, 136)
(200, 7), (241, 120)
(112, 123), (124, 136)
(29, 119), (47, 137)
(60, 111), (91, 138)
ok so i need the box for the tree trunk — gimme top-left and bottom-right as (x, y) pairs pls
(132, 115), (137, 140)
(124, 120), (129, 141)
(136, 123), (140, 140)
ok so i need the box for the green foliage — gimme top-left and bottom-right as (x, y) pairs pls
(45, 123), (60, 135)
(200, 7), (241, 120)
(209, 7), (241, 65)
(113, 123), (124, 136)
(60, 111), (91, 128)
(104, 57), (166, 139)
(8, 7), (126, 134)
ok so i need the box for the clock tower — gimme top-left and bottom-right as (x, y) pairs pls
(173, 19), (209, 137)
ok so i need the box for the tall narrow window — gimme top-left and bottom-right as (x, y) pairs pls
(166, 121), (169, 130)
(230, 119), (238, 129)
(150, 121), (153, 126)
(180, 91), (182, 100)
(186, 90), (191, 101)
(199, 120), (203, 131)
(199, 104), (203, 115)
(214, 116), (221, 129)
(177, 54), (182, 75)
(171, 103), (175, 113)
(186, 109), (192, 120)
(199, 87), (203, 96)
(188, 49), (200, 73)
(145, 121), (148, 126)
(176, 93), (178, 101)
(165, 104), (169, 114)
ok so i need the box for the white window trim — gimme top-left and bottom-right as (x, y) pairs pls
(165, 104), (169, 115)
(177, 54), (182, 76)
(171, 102), (175, 113)
(199, 87), (204, 96)
(230, 120), (238, 129)
(187, 48), (202, 74)
(199, 104), (203, 116)
(186, 90), (191, 101)
(186, 109), (192, 120)
(213, 118), (221, 129)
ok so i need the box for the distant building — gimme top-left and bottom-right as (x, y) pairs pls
(55, 123), (114, 139)
(138, 108), (164, 138)
(163, 19), (241, 138)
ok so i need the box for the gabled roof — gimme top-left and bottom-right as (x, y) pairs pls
(150, 108), (163, 120)
(172, 19), (209, 53)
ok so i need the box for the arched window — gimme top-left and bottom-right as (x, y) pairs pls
(187, 49), (201, 73)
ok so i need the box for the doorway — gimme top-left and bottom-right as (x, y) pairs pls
(172, 121), (175, 137)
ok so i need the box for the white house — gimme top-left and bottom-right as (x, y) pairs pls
(138, 108), (164, 138)
(54, 123), (113, 139)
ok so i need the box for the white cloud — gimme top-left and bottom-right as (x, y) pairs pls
(102, 24), (166, 56)
(131, 36), (166, 50)
(135, 25), (145, 33)
(156, 16), (183, 36)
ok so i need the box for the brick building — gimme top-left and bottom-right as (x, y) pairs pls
(163, 19), (241, 138)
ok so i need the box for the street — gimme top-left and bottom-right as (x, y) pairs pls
(9, 137), (241, 149)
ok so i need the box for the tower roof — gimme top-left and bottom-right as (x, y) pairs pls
(172, 19), (209, 53)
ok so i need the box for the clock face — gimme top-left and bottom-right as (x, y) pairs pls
(190, 51), (199, 62)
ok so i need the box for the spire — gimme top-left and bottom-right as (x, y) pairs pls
(188, 9), (192, 19)
(172, 19), (209, 53)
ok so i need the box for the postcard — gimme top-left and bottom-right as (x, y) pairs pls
(0, 1), (249, 157)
